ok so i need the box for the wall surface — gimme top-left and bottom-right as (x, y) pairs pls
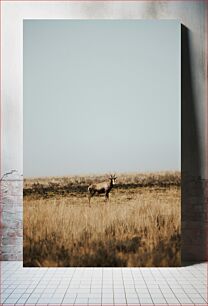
(0, 1), (207, 262)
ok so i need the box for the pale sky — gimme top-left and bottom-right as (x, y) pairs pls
(24, 20), (180, 177)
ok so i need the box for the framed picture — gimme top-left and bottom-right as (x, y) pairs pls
(23, 19), (181, 267)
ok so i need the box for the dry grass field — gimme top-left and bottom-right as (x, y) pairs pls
(23, 171), (181, 267)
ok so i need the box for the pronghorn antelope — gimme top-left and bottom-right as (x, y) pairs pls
(88, 174), (117, 206)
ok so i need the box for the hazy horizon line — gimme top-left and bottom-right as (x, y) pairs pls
(24, 169), (181, 180)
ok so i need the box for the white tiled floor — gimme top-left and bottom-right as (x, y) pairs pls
(0, 262), (207, 305)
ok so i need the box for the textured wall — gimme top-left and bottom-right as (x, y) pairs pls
(0, 1), (207, 262)
(0, 172), (23, 260)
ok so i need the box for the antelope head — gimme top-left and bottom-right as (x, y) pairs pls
(109, 174), (117, 185)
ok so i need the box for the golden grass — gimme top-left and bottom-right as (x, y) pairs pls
(23, 172), (181, 267)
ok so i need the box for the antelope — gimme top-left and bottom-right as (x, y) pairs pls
(88, 174), (117, 206)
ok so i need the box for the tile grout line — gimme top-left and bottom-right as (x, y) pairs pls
(156, 268), (181, 304)
(121, 268), (127, 305)
(62, 267), (77, 305)
(140, 269), (154, 305)
(130, 268), (141, 305)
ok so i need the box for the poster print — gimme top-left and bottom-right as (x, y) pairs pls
(23, 20), (181, 267)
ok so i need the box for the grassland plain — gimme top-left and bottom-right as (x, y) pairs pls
(23, 171), (181, 267)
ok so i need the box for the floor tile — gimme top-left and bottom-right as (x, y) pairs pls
(0, 262), (207, 306)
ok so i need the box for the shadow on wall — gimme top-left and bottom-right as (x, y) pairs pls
(181, 25), (207, 264)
